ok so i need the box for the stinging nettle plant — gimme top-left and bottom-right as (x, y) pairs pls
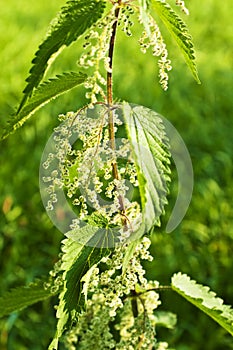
(1, 0), (233, 349)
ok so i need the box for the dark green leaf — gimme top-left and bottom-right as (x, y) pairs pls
(0, 279), (55, 318)
(1, 72), (87, 140)
(49, 232), (112, 350)
(152, 0), (200, 83)
(18, 0), (106, 111)
(123, 103), (170, 239)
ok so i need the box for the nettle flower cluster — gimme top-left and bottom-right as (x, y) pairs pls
(138, 15), (172, 91)
(78, 3), (135, 105)
(42, 104), (142, 242)
(175, 0), (189, 15)
(77, 0), (191, 102)
(63, 237), (169, 350)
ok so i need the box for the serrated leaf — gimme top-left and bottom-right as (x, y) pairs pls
(18, 0), (106, 111)
(123, 103), (170, 239)
(49, 232), (111, 350)
(152, 0), (200, 83)
(0, 279), (55, 318)
(1, 72), (87, 140)
(172, 272), (233, 336)
(66, 221), (118, 248)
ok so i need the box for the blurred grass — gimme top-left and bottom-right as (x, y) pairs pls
(0, 0), (233, 349)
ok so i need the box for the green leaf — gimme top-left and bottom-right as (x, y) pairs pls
(123, 103), (170, 238)
(18, 0), (106, 111)
(0, 279), (55, 318)
(152, 0), (200, 83)
(172, 272), (233, 336)
(1, 72), (87, 140)
(49, 233), (111, 350)
(66, 221), (117, 247)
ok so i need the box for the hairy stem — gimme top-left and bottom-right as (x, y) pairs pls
(107, 5), (120, 106)
(107, 2), (127, 217)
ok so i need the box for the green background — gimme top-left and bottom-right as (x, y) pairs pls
(0, 0), (233, 349)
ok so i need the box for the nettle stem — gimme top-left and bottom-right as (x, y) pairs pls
(107, 4), (120, 156)
(107, 2), (127, 217)
(107, 4), (120, 105)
